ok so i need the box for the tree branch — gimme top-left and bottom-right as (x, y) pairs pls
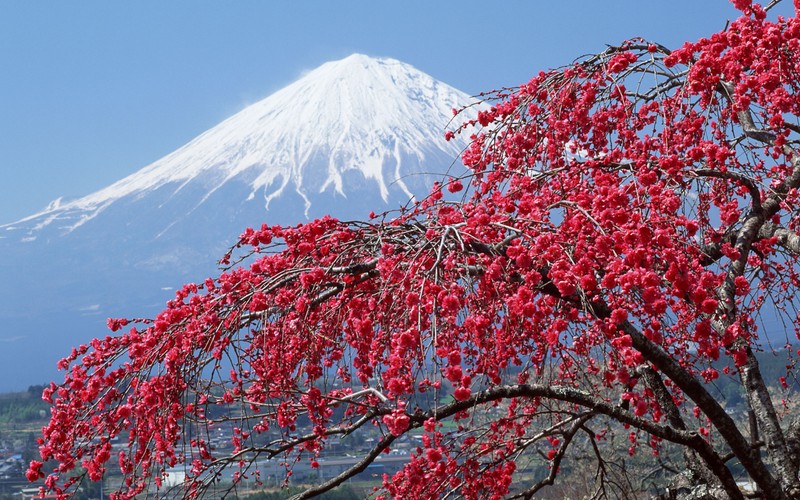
(508, 413), (595, 499)
(691, 168), (762, 213)
(759, 222), (800, 256)
(716, 81), (777, 145)
(283, 381), (735, 499)
(637, 366), (735, 497)
(712, 143), (800, 498)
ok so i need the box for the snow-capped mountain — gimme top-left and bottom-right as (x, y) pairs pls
(8, 54), (471, 234)
(0, 54), (478, 391)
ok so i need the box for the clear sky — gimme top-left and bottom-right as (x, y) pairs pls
(0, 1), (794, 223)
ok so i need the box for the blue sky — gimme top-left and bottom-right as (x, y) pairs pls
(0, 1), (793, 223)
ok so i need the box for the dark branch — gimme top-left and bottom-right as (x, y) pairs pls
(692, 168), (762, 213)
(759, 222), (800, 256)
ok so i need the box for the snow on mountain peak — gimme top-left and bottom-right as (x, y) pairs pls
(11, 54), (477, 231)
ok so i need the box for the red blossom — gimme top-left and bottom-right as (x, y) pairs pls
(32, 7), (800, 499)
(453, 386), (472, 401)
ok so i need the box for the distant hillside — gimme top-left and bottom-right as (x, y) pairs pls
(0, 386), (48, 424)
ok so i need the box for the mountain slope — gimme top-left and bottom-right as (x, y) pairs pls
(0, 54), (478, 391)
(6, 54), (472, 235)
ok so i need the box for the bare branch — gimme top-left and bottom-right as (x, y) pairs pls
(691, 168), (762, 213)
(760, 222), (800, 256)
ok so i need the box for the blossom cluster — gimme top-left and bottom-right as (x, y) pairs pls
(31, 3), (800, 498)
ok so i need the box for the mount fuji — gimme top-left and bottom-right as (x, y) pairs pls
(0, 54), (479, 391)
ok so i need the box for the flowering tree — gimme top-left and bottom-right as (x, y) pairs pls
(30, 2), (800, 499)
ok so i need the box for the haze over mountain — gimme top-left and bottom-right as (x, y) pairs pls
(0, 54), (478, 391)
